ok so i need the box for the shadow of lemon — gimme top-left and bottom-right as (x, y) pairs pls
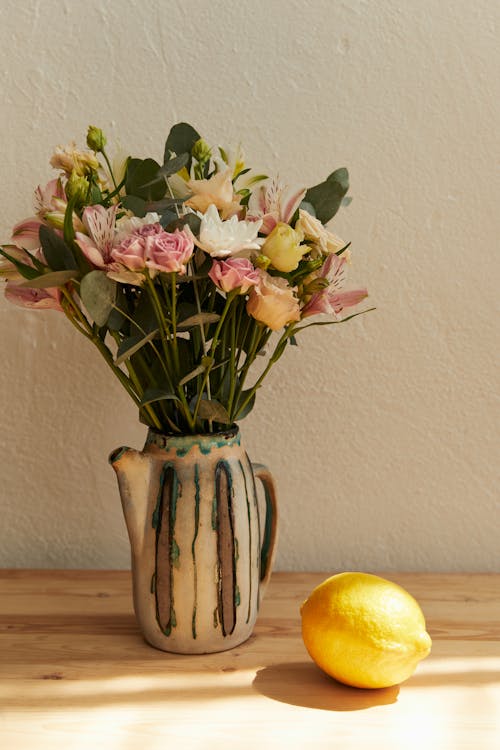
(253, 661), (400, 711)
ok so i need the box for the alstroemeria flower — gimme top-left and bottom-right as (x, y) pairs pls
(301, 253), (368, 319)
(145, 229), (194, 274)
(208, 257), (260, 294)
(75, 204), (119, 268)
(195, 204), (263, 258)
(246, 271), (300, 330)
(186, 169), (241, 219)
(247, 178), (306, 235)
(11, 218), (44, 251)
(34, 178), (66, 216)
(5, 280), (62, 311)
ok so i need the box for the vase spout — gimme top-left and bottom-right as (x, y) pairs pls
(109, 446), (152, 558)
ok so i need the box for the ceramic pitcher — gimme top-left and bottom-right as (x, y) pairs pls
(110, 426), (278, 654)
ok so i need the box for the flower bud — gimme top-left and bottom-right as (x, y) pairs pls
(254, 254), (271, 270)
(65, 171), (89, 206)
(261, 223), (309, 273)
(192, 138), (211, 164)
(87, 125), (107, 153)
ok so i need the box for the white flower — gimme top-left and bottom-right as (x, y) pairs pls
(115, 212), (161, 242)
(195, 204), (263, 258)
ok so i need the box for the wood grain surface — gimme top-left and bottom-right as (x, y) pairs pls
(0, 571), (499, 749)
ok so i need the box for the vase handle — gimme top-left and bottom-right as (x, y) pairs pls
(252, 463), (278, 598)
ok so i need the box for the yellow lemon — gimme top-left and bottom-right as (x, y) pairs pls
(300, 572), (432, 688)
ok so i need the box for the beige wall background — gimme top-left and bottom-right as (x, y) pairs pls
(0, 0), (498, 571)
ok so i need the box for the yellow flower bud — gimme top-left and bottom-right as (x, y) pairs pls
(261, 223), (308, 273)
(254, 254), (271, 270)
(65, 171), (89, 205)
(87, 125), (107, 153)
(192, 138), (212, 164)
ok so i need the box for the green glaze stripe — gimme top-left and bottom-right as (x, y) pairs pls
(215, 460), (237, 637)
(245, 454), (261, 611)
(192, 463), (200, 640)
(153, 463), (180, 637)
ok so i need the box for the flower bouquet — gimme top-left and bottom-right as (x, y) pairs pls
(0, 123), (371, 653)
(1, 122), (368, 433)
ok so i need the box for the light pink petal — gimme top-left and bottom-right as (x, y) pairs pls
(281, 186), (307, 223)
(75, 232), (107, 269)
(82, 204), (118, 261)
(329, 288), (368, 314)
(260, 212), (279, 235)
(5, 281), (63, 311)
(11, 217), (43, 250)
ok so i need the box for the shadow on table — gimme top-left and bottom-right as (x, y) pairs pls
(253, 661), (399, 711)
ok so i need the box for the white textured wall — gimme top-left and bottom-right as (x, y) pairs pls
(0, 0), (498, 572)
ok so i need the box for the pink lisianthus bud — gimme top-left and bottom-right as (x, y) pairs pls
(145, 229), (194, 274)
(111, 235), (147, 271)
(5, 281), (62, 311)
(246, 271), (300, 331)
(208, 258), (260, 294)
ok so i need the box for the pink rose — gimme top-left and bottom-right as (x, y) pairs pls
(208, 258), (260, 294)
(111, 235), (147, 271)
(145, 229), (194, 274)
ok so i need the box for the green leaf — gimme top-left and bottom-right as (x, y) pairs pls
(159, 210), (179, 229)
(342, 196), (353, 208)
(125, 158), (165, 201)
(298, 200), (316, 217)
(304, 168), (349, 225)
(289, 335), (298, 346)
(140, 388), (180, 407)
(80, 271), (117, 327)
(179, 364), (206, 387)
(39, 226), (77, 271)
(197, 399), (231, 424)
(121, 195), (147, 217)
(158, 153), (190, 178)
(0, 247), (41, 280)
(164, 122), (201, 162)
(19, 269), (77, 289)
(164, 212), (201, 236)
(235, 390), (256, 420)
(63, 197), (77, 245)
(178, 312), (221, 330)
(115, 328), (159, 366)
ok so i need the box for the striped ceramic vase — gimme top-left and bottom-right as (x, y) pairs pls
(110, 426), (278, 654)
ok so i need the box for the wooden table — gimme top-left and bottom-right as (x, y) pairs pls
(0, 571), (499, 749)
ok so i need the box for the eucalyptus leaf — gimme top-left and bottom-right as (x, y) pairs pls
(298, 200), (316, 217)
(19, 269), (76, 289)
(178, 312), (221, 330)
(125, 158), (165, 201)
(80, 271), (116, 327)
(121, 195), (147, 217)
(342, 196), (353, 208)
(159, 210), (179, 228)
(165, 212), (201, 236)
(39, 226), (77, 271)
(115, 328), (159, 366)
(304, 168), (349, 225)
(158, 153), (189, 178)
(197, 399), (231, 424)
(140, 388), (180, 407)
(164, 122), (200, 162)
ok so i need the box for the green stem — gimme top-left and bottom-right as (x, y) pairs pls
(230, 323), (294, 421)
(102, 149), (118, 190)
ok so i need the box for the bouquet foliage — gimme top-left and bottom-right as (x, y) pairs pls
(0, 123), (369, 434)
